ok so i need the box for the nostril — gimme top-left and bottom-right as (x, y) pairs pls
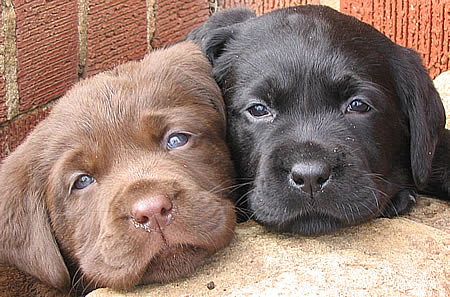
(160, 206), (171, 216)
(131, 194), (174, 231)
(291, 172), (305, 186)
(135, 215), (150, 225)
(317, 176), (329, 185)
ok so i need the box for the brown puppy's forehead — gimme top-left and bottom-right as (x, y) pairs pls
(48, 45), (222, 144)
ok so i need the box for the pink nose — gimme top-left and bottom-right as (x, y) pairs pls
(131, 194), (174, 231)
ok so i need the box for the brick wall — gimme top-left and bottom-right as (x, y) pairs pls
(222, 0), (449, 79)
(341, 0), (449, 79)
(0, 0), (209, 158)
(0, 0), (447, 158)
(220, 0), (338, 15)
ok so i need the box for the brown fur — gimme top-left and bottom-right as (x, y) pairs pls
(0, 42), (236, 296)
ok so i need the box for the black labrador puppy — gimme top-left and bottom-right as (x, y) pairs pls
(188, 5), (448, 235)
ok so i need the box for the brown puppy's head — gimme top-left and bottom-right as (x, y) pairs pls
(0, 42), (235, 294)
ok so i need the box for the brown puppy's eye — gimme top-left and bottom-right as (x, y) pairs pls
(346, 99), (371, 113)
(73, 175), (95, 190)
(247, 104), (271, 118)
(167, 133), (189, 150)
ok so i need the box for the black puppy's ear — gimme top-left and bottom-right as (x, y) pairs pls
(392, 48), (446, 188)
(187, 8), (255, 65)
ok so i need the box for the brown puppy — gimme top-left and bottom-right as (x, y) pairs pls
(0, 42), (236, 296)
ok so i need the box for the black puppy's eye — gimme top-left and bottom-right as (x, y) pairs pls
(247, 104), (271, 118)
(73, 175), (95, 190)
(167, 133), (189, 150)
(346, 99), (371, 113)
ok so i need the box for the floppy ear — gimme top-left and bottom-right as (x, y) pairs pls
(391, 47), (446, 188)
(0, 132), (70, 292)
(186, 7), (255, 66)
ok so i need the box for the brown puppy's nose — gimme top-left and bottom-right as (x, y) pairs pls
(290, 162), (331, 194)
(131, 195), (174, 231)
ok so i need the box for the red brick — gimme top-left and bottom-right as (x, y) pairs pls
(7, 108), (51, 154)
(263, 0), (316, 14)
(14, 0), (78, 114)
(341, 0), (449, 79)
(151, 0), (209, 48)
(221, 0), (265, 15)
(85, 0), (148, 76)
(221, 0), (316, 15)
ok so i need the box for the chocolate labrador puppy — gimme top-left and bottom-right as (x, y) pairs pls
(0, 42), (236, 296)
(188, 5), (448, 235)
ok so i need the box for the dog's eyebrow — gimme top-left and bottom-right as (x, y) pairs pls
(335, 74), (390, 98)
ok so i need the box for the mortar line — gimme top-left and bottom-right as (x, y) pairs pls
(146, 0), (156, 51)
(77, 0), (89, 78)
(2, 0), (19, 122)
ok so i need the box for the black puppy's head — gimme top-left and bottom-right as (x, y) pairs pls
(188, 6), (446, 235)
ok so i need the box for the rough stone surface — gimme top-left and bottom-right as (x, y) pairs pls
(434, 71), (450, 129)
(88, 196), (449, 297)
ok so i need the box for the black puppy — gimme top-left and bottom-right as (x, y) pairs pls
(188, 5), (448, 235)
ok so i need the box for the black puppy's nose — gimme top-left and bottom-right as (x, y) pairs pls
(289, 162), (331, 194)
(131, 194), (174, 231)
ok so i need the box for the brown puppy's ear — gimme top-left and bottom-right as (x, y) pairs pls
(391, 47), (446, 188)
(0, 134), (70, 292)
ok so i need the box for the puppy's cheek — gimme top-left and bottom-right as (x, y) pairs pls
(165, 194), (236, 249)
(227, 119), (261, 176)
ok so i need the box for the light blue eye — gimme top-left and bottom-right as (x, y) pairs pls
(73, 175), (95, 190)
(167, 133), (189, 150)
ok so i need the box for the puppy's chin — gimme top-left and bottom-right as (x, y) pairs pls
(258, 213), (343, 236)
(139, 245), (211, 285)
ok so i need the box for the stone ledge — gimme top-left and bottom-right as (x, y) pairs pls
(434, 71), (450, 129)
(88, 196), (449, 297)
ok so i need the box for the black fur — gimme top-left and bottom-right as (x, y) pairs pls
(188, 5), (448, 235)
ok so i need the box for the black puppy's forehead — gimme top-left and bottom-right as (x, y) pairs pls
(228, 6), (395, 109)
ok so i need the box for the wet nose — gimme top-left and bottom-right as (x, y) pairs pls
(289, 162), (331, 194)
(131, 194), (174, 231)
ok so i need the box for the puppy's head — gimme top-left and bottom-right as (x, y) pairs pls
(188, 6), (445, 234)
(0, 42), (235, 294)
